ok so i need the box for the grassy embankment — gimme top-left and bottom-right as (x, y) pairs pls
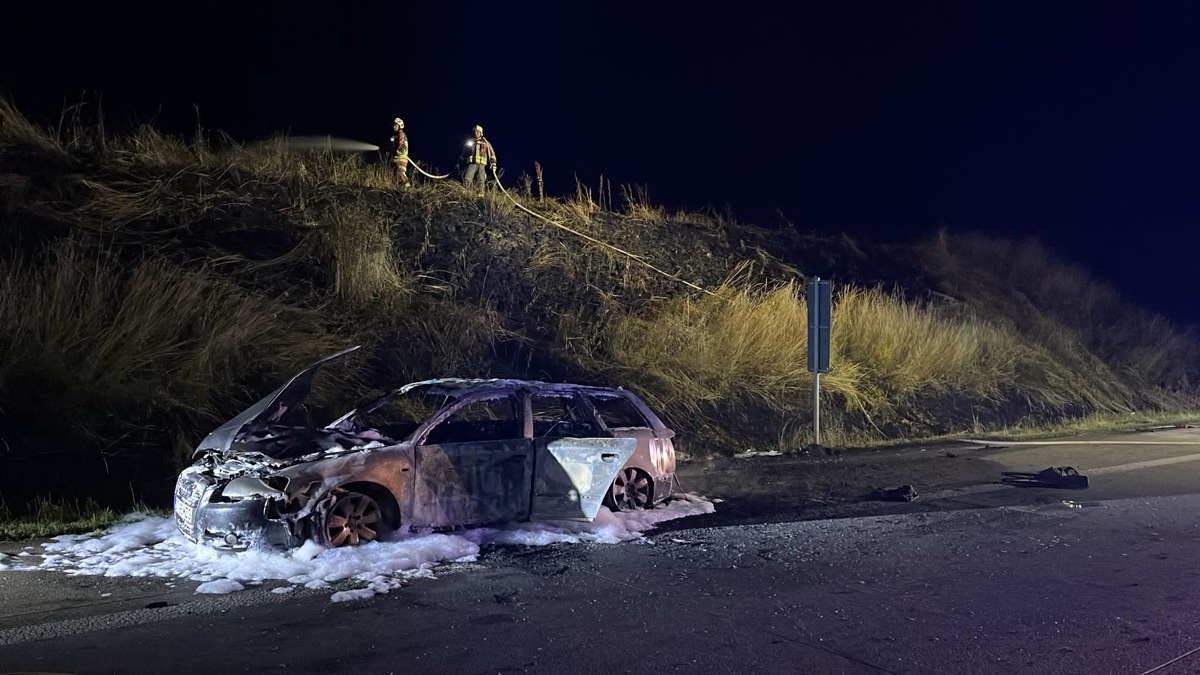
(1, 98), (1197, 536)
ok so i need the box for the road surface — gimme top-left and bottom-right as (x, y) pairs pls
(3, 427), (1200, 674)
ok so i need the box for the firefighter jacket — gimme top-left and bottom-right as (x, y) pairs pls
(390, 130), (409, 162)
(463, 136), (496, 168)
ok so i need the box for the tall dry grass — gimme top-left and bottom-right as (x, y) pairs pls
(596, 279), (857, 416)
(0, 240), (351, 463)
(621, 184), (665, 222)
(833, 286), (1140, 413)
(923, 230), (1197, 397)
(586, 278), (1152, 449)
(832, 286), (1023, 401)
(316, 197), (412, 307)
(4, 95), (1196, 469)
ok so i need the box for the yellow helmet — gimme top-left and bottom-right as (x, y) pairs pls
(474, 124), (483, 135)
(394, 118), (404, 129)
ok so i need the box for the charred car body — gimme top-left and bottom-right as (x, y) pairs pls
(174, 347), (677, 550)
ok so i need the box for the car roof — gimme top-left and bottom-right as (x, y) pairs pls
(399, 378), (634, 398)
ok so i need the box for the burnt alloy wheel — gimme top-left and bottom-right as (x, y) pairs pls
(319, 491), (383, 547)
(606, 467), (652, 511)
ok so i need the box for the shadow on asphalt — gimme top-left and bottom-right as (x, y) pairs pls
(658, 447), (1011, 532)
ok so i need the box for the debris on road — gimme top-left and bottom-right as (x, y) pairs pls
(870, 485), (920, 502)
(734, 449), (783, 459)
(1001, 466), (1090, 489)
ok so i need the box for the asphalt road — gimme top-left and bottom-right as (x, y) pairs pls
(4, 427), (1200, 675)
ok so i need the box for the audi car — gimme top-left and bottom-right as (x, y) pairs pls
(174, 346), (678, 549)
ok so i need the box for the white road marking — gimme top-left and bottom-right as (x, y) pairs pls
(921, 451), (1200, 502)
(1088, 452), (1200, 474)
(957, 438), (1200, 447)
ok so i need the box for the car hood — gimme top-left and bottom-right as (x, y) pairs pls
(194, 346), (360, 457)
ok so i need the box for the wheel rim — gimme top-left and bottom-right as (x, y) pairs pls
(324, 492), (382, 547)
(611, 468), (651, 511)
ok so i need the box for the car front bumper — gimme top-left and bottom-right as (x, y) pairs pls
(175, 474), (300, 550)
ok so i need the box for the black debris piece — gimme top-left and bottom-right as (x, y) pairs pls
(493, 589), (520, 604)
(870, 484), (919, 502)
(1001, 466), (1089, 489)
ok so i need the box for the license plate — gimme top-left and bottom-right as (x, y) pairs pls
(174, 476), (204, 541)
(175, 498), (197, 541)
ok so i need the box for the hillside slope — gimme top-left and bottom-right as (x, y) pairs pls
(1, 100), (1196, 509)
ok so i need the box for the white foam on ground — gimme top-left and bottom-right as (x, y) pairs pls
(3, 494), (713, 601)
(469, 492), (715, 546)
(196, 578), (245, 594)
(734, 449), (783, 458)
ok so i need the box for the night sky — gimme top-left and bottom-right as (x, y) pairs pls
(4, 1), (1199, 325)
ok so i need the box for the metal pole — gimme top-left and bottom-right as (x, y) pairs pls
(813, 371), (821, 446)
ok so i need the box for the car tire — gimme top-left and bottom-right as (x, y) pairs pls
(312, 489), (386, 547)
(605, 467), (652, 512)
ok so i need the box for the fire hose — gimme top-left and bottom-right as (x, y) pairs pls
(403, 141), (712, 296)
(488, 173), (715, 296)
(408, 159), (450, 180)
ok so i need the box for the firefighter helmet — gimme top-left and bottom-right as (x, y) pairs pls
(394, 118), (404, 129)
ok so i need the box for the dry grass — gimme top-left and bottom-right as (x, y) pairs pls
(922, 230), (1195, 399)
(316, 197), (412, 307)
(596, 280), (859, 415)
(4, 96), (1199, 472)
(584, 276), (1162, 449)
(378, 297), (515, 381)
(0, 495), (123, 541)
(832, 286), (1023, 401)
(0, 240), (351, 463)
(0, 97), (68, 154)
(622, 184), (666, 222)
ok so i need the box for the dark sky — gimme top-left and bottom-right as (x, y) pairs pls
(4, 1), (1199, 325)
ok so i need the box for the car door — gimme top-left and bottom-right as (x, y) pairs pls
(584, 391), (676, 480)
(528, 391), (635, 521)
(409, 392), (533, 527)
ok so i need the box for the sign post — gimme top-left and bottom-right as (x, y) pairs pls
(807, 277), (831, 447)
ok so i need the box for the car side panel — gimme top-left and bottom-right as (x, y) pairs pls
(410, 440), (533, 527)
(282, 446), (415, 522)
(574, 391), (675, 507)
(529, 437), (636, 521)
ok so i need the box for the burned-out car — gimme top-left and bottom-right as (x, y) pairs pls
(174, 347), (677, 549)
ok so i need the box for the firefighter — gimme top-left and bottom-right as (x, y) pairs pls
(460, 124), (497, 192)
(389, 117), (409, 187)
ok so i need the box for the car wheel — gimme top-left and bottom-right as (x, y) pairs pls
(316, 490), (384, 547)
(606, 468), (652, 511)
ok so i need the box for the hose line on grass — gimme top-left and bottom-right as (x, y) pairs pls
(403, 150), (713, 296)
(489, 172), (716, 297)
(408, 159), (450, 180)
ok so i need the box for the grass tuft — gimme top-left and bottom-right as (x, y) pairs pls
(0, 495), (124, 541)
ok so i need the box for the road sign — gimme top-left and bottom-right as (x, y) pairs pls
(807, 277), (831, 374)
(807, 277), (831, 448)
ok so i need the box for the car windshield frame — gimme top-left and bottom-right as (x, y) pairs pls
(327, 383), (461, 443)
(327, 380), (532, 444)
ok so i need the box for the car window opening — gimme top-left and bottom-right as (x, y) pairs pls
(532, 393), (604, 438)
(587, 394), (651, 430)
(424, 394), (521, 445)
